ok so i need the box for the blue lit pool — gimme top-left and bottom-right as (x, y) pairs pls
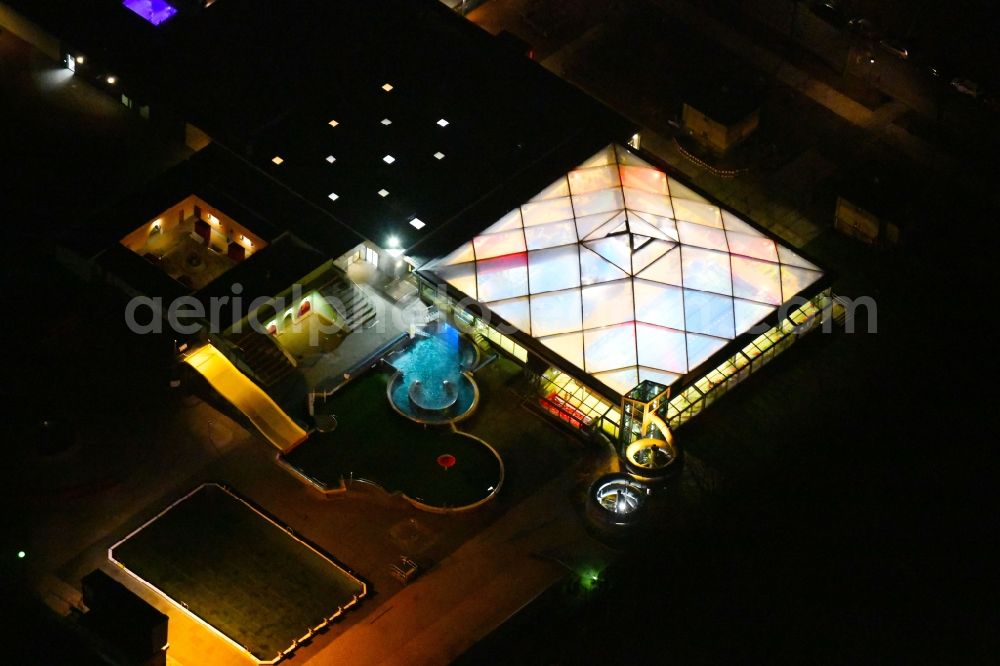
(386, 322), (479, 424)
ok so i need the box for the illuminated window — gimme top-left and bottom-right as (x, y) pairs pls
(434, 152), (445, 160)
(378, 189), (389, 198)
(271, 156), (284, 165)
(437, 119), (449, 127)
(328, 192), (339, 201)
(383, 155), (395, 164)
(381, 118), (392, 126)
(326, 155), (336, 163)
(382, 83), (394, 92)
(410, 218), (425, 230)
(328, 119), (339, 127)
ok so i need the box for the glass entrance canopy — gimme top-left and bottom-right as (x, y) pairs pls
(427, 144), (823, 396)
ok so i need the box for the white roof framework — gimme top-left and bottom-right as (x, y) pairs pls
(428, 145), (823, 396)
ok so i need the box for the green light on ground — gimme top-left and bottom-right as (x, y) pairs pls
(17, 550), (26, 559)
(579, 567), (602, 592)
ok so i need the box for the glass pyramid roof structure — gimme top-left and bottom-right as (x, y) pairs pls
(427, 144), (823, 396)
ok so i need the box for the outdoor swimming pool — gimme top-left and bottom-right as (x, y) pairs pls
(386, 322), (479, 424)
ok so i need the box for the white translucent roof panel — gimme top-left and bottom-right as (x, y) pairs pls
(438, 241), (475, 267)
(673, 199), (723, 228)
(683, 290), (736, 339)
(677, 220), (729, 252)
(633, 280), (685, 330)
(530, 289), (582, 337)
(781, 265), (823, 300)
(734, 298), (775, 336)
(580, 145), (617, 168)
(584, 323), (637, 373)
(726, 230), (778, 262)
(521, 197), (575, 227)
(428, 143), (823, 397)
(623, 188), (674, 218)
(487, 296), (531, 334)
(731, 255), (783, 305)
(529, 176), (571, 202)
(482, 209), (523, 234)
(473, 229), (525, 260)
(582, 280), (634, 329)
(568, 165), (621, 194)
(636, 323), (688, 374)
(573, 188), (625, 217)
(476, 254), (528, 302)
(580, 246), (629, 285)
(619, 165), (668, 194)
(576, 211), (622, 240)
(584, 236), (632, 274)
(638, 367), (683, 388)
(666, 178), (708, 203)
(686, 333), (728, 369)
(681, 247), (732, 295)
(593, 368), (640, 396)
(437, 262), (477, 299)
(631, 238), (674, 274)
(636, 247), (683, 286)
(524, 220), (579, 251)
(528, 245), (581, 293)
(540, 331), (584, 369)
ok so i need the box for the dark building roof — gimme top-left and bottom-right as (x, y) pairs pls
(14, 0), (632, 255)
(195, 232), (329, 327)
(684, 80), (763, 126)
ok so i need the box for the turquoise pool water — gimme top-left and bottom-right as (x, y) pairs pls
(386, 322), (478, 424)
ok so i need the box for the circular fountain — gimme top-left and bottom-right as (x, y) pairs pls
(385, 322), (480, 425)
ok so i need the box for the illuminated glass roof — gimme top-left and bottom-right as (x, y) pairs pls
(428, 144), (823, 396)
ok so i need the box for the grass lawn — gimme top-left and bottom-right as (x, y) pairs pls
(110, 484), (365, 662)
(285, 371), (502, 509)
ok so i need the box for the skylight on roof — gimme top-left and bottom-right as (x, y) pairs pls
(122, 0), (178, 26)
(434, 152), (445, 160)
(326, 155), (336, 163)
(378, 189), (389, 198)
(410, 218), (426, 230)
(383, 155), (396, 164)
(437, 119), (449, 127)
(271, 156), (284, 165)
(328, 192), (339, 201)
(429, 144), (824, 396)
(382, 83), (394, 92)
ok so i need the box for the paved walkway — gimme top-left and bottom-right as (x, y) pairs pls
(302, 463), (617, 665)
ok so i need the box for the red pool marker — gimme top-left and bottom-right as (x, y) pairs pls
(437, 454), (456, 471)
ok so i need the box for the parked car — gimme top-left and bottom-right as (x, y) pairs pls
(879, 37), (909, 59)
(950, 78), (981, 98)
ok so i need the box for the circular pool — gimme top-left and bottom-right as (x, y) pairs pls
(388, 371), (478, 424)
(385, 321), (480, 424)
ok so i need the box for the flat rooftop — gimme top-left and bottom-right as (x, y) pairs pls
(14, 0), (630, 254)
(109, 483), (366, 663)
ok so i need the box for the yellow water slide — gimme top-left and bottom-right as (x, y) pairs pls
(183, 344), (308, 452)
